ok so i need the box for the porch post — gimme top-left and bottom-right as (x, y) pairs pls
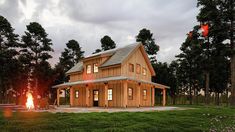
(162, 88), (166, 106)
(104, 83), (108, 107)
(57, 88), (60, 107)
(70, 87), (74, 107)
(85, 85), (89, 107)
(152, 87), (155, 106)
(123, 80), (128, 108)
(136, 83), (141, 107)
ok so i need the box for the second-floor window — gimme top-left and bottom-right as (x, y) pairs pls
(129, 63), (134, 72)
(136, 64), (141, 74)
(94, 63), (98, 73)
(143, 67), (147, 76)
(86, 65), (91, 74)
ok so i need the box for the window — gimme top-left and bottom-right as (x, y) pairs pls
(128, 88), (133, 100)
(94, 63), (98, 73)
(108, 89), (112, 101)
(75, 90), (79, 98)
(143, 89), (147, 100)
(129, 63), (134, 72)
(143, 68), (147, 76)
(136, 64), (141, 74)
(86, 65), (91, 74)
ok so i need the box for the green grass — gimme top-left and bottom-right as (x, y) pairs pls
(0, 106), (235, 132)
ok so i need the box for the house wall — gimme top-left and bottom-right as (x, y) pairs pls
(69, 56), (121, 82)
(121, 48), (152, 81)
(127, 81), (153, 107)
(70, 81), (153, 107)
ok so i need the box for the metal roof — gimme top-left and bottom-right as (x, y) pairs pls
(52, 76), (170, 89)
(101, 43), (140, 67)
(65, 62), (83, 74)
(66, 43), (140, 74)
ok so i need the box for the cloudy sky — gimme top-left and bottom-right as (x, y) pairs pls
(0, 0), (199, 66)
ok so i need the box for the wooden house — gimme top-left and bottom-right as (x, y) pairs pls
(53, 43), (169, 107)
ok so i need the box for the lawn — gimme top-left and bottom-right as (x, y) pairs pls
(0, 106), (235, 132)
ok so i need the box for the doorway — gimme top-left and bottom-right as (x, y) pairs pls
(93, 90), (99, 106)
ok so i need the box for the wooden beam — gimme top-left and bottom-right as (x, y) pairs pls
(85, 85), (89, 107)
(152, 87), (155, 106)
(104, 83), (108, 107)
(57, 88), (60, 107)
(136, 83), (141, 107)
(163, 88), (166, 106)
(70, 87), (73, 107)
(123, 80), (128, 108)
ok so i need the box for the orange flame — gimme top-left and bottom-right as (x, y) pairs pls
(26, 92), (34, 110)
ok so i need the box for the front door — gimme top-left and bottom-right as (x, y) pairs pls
(93, 90), (99, 107)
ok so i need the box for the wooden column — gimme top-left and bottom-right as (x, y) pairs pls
(123, 80), (128, 108)
(104, 83), (108, 107)
(136, 83), (141, 107)
(70, 87), (74, 107)
(57, 88), (60, 106)
(162, 88), (166, 106)
(85, 85), (89, 107)
(151, 87), (155, 106)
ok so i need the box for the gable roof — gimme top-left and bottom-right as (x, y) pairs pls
(66, 61), (83, 74)
(66, 43), (155, 75)
(100, 43), (139, 67)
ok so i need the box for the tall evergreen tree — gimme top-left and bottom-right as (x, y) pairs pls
(0, 15), (20, 102)
(136, 28), (159, 56)
(20, 22), (53, 97)
(176, 25), (204, 105)
(100, 35), (116, 51)
(197, 0), (230, 105)
(55, 39), (84, 84)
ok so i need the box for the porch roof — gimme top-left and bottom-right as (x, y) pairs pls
(52, 76), (170, 89)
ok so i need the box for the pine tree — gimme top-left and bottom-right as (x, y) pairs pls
(136, 28), (159, 56)
(100, 35), (116, 51)
(20, 22), (53, 97)
(55, 39), (84, 84)
(0, 15), (20, 102)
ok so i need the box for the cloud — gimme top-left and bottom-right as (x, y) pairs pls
(0, 0), (199, 66)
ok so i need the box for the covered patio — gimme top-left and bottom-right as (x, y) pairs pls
(52, 76), (169, 107)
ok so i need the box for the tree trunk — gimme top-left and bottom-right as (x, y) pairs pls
(205, 72), (210, 105)
(216, 92), (220, 106)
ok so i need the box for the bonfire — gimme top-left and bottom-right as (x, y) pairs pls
(26, 92), (34, 110)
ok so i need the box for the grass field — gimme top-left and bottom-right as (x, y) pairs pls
(0, 106), (235, 132)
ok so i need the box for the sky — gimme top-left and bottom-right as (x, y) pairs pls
(0, 0), (199, 66)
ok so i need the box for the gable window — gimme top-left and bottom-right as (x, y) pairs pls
(128, 88), (133, 100)
(129, 63), (134, 72)
(136, 64), (141, 74)
(86, 65), (91, 74)
(94, 63), (98, 73)
(75, 90), (79, 98)
(108, 89), (112, 101)
(143, 89), (147, 100)
(143, 68), (147, 76)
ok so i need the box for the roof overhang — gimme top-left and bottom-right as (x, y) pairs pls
(52, 76), (170, 89)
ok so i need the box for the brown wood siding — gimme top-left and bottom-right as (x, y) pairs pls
(127, 82), (138, 107)
(140, 84), (152, 106)
(121, 48), (152, 82)
(107, 82), (122, 107)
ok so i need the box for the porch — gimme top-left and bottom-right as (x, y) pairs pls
(53, 76), (169, 107)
